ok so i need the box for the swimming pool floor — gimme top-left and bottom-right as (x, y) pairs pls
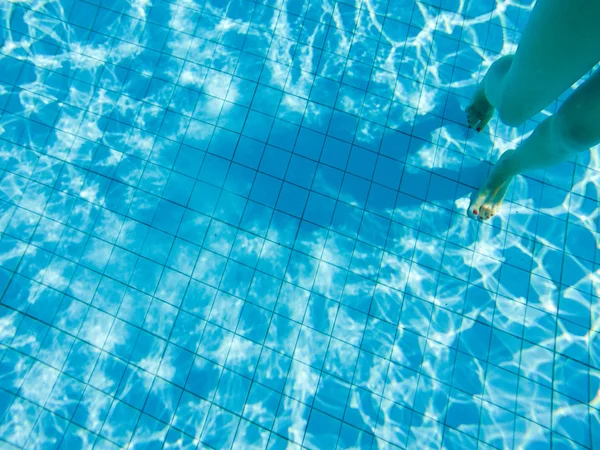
(0, 0), (599, 448)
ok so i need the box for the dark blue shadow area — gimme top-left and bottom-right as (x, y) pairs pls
(0, 0), (599, 449)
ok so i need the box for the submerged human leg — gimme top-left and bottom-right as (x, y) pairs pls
(469, 68), (600, 220)
(466, 55), (513, 131)
(467, 0), (600, 130)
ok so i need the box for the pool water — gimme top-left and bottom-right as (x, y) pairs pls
(0, 0), (598, 448)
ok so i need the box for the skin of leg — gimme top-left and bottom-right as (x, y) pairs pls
(466, 55), (514, 131)
(469, 68), (600, 219)
(475, 0), (600, 128)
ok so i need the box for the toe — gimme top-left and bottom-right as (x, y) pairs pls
(468, 191), (488, 219)
(466, 113), (479, 128)
(477, 107), (494, 132)
(483, 207), (492, 220)
(479, 206), (488, 220)
(467, 205), (479, 219)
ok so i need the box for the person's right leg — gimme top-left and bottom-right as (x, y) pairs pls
(467, 0), (600, 130)
(469, 67), (600, 220)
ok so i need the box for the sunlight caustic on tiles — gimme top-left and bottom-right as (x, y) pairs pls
(0, 0), (599, 449)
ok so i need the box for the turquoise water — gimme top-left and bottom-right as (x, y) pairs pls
(0, 0), (598, 448)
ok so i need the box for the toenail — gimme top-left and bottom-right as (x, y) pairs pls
(476, 127), (481, 132)
(473, 209), (478, 215)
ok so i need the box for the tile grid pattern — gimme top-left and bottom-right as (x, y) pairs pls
(0, 0), (598, 449)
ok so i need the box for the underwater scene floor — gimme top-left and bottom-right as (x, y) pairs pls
(0, 0), (599, 449)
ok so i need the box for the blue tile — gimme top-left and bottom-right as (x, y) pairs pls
(72, 386), (112, 434)
(552, 391), (590, 448)
(478, 401), (515, 448)
(265, 313), (301, 357)
(344, 386), (382, 432)
(488, 329), (522, 375)
(339, 173), (370, 209)
(458, 319), (491, 360)
(117, 288), (151, 327)
(243, 382), (280, 431)
(89, 352), (127, 398)
(0, 348), (34, 394)
(0, 397), (41, 446)
(240, 200), (273, 238)
(221, 259), (254, 298)
(246, 271), (281, 311)
(314, 373), (351, 420)
(200, 405), (240, 449)
(208, 290), (244, 331)
(26, 409), (69, 450)
(129, 331), (167, 374)
(255, 346), (292, 393)
(224, 335), (262, 379)
(63, 339), (100, 384)
(237, 302), (271, 343)
(269, 120), (300, 152)
(285, 251), (319, 290)
(46, 373), (85, 421)
(151, 201), (185, 238)
(104, 319), (139, 362)
(445, 388), (482, 438)
(275, 282), (310, 322)
(234, 136), (266, 169)
(171, 391), (210, 439)
(554, 355), (589, 404)
(324, 337), (359, 382)
(321, 137), (351, 171)
(366, 183), (398, 219)
(257, 241), (291, 279)
(354, 350), (389, 396)
(27, 285), (64, 325)
(310, 76), (340, 107)
(158, 344), (194, 388)
(294, 128), (325, 161)
(260, 146), (292, 179)
(186, 355), (223, 402)
(58, 423), (95, 449)
(267, 211), (300, 248)
(304, 409), (342, 450)
(207, 127), (239, 160)
(273, 397), (310, 445)
(129, 257), (163, 295)
(250, 173), (283, 208)
(285, 155), (317, 189)
(192, 249), (227, 288)
(214, 369), (251, 414)
(338, 422), (374, 449)
(294, 326), (329, 369)
(276, 182), (309, 218)
(312, 163), (344, 199)
(198, 154), (230, 188)
(452, 352), (486, 396)
(224, 163), (257, 197)
(304, 293), (338, 334)
(101, 400), (141, 447)
(130, 413), (169, 449)
(211, 99), (244, 133)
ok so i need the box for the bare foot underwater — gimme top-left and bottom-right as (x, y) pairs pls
(463, 0), (600, 221)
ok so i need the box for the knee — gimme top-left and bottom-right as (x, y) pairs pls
(497, 102), (529, 127)
(552, 108), (592, 150)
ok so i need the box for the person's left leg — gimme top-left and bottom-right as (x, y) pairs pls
(469, 67), (600, 220)
(467, 0), (600, 132)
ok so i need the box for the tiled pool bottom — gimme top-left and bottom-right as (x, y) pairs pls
(1, 0), (599, 448)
